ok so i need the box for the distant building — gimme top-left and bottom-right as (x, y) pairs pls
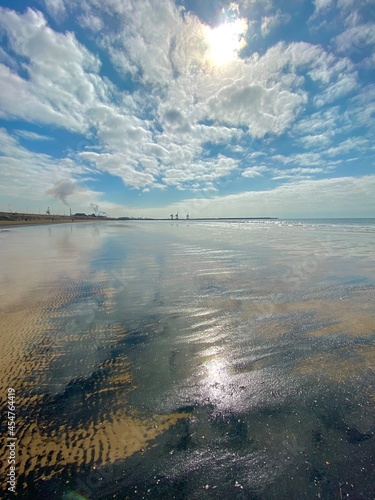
(74, 212), (87, 217)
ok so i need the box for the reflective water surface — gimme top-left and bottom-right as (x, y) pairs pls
(1, 220), (375, 499)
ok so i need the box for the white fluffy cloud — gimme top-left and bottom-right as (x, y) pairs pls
(0, 4), (360, 151)
(207, 81), (306, 137)
(0, 7), (104, 132)
(79, 151), (155, 189)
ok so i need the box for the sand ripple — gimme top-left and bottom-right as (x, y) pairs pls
(0, 282), (188, 493)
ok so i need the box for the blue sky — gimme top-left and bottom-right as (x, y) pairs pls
(0, 0), (374, 218)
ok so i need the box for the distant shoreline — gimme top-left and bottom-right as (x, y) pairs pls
(0, 212), (279, 228)
(117, 217), (279, 221)
(0, 212), (113, 228)
(3, 213), (374, 230)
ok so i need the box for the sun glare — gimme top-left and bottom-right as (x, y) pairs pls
(205, 18), (247, 66)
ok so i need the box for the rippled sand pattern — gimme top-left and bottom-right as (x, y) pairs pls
(0, 229), (188, 494)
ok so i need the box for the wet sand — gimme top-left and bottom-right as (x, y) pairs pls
(0, 224), (189, 495)
(0, 283), (188, 493)
(1, 220), (375, 498)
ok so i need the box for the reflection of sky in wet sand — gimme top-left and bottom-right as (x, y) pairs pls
(1, 220), (375, 498)
(0, 223), (189, 494)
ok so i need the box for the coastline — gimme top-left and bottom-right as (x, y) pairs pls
(0, 212), (113, 228)
(0, 211), (282, 228)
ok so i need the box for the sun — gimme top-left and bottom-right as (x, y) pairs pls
(205, 17), (247, 66)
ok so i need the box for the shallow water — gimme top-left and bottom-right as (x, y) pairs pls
(1, 220), (375, 499)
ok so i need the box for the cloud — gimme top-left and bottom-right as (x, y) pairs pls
(314, 73), (359, 107)
(161, 155), (239, 190)
(271, 152), (325, 167)
(363, 52), (375, 68)
(192, 40), (357, 139)
(0, 47), (18, 71)
(334, 24), (375, 67)
(242, 166), (269, 178)
(298, 133), (332, 149)
(291, 107), (349, 141)
(79, 152), (155, 189)
(335, 24), (375, 52)
(325, 137), (369, 157)
(78, 14), (104, 31)
(98, 0), (182, 86)
(346, 84), (375, 129)
(42, 0), (67, 21)
(272, 167), (326, 180)
(89, 104), (152, 152)
(207, 82), (306, 138)
(261, 11), (291, 36)
(15, 130), (53, 141)
(312, 0), (334, 14)
(0, 7), (104, 132)
(88, 3), (357, 144)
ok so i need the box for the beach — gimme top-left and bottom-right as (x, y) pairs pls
(1, 219), (375, 498)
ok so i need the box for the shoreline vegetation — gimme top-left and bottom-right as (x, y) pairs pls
(0, 211), (278, 228)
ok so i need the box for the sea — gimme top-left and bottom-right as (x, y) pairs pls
(0, 218), (375, 499)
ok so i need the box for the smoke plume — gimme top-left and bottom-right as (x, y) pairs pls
(90, 203), (107, 217)
(47, 180), (79, 206)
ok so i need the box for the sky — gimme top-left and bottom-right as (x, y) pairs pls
(0, 0), (374, 219)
